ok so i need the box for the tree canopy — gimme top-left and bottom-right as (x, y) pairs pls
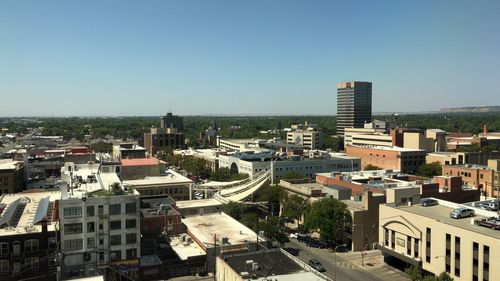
(416, 162), (442, 178)
(303, 197), (351, 245)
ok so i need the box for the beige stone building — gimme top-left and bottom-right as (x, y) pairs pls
(379, 199), (499, 281)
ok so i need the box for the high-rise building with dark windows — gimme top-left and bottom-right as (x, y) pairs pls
(336, 81), (372, 137)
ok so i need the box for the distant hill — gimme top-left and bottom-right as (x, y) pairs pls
(441, 106), (500, 113)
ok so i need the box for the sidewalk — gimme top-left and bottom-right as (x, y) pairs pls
(337, 250), (410, 281)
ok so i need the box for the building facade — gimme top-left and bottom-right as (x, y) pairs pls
(379, 200), (500, 281)
(144, 113), (185, 156)
(337, 81), (372, 137)
(345, 145), (426, 174)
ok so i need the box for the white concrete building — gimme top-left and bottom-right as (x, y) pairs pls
(286, 122), (323, 149)
(59, 162), (141, 277)
(219, 151), (360, 181)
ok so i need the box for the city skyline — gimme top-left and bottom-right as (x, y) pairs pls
(1, 0), (500, 116)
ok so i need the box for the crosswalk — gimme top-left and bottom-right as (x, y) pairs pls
(336, 261), (359, 269)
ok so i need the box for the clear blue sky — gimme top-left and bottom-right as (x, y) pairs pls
(1, 0), (499, 116)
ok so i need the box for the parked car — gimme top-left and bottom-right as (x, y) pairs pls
(306, 238), (326, 248)
(308, 259), (326, 272)
(487, 201), (499, 211)
(450, 208), (475, 219)
(475, 217), (500, 230)
(421, 198), (438, 207)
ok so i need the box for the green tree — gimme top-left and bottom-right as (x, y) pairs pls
(210, 167), (249, 182)
(259, 185), (286, 216)
(303, 197), (351, 246)
(416, 162), (442, 178)
(183, 156), (210, 179)
(282, 194), (308, 228)
(258, 215), (287, 248)
(405, 266), (454, 281)
(222, 202), (246, 221)
(364, 164), (383, 171)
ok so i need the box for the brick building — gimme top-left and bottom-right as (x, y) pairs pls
(442, 160), (500, 197)
(345, 145), (426, 174)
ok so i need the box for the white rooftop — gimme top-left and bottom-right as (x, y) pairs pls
(182, 212), (258, 248)
(123, 170), (193, 187)
(0, 191), (60, 236)
(0, 159), (20, 170)
(170, 234), (206, 260)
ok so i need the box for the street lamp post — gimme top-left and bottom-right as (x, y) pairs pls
(334, 244), (347, 281)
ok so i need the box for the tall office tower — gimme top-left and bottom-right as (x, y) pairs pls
(336, 81), (372, 137)
(160, 112), (184, 133)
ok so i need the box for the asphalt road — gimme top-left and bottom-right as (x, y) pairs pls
(285, 239), (408, 281)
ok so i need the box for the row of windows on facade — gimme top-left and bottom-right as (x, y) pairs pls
(63, 219), (137, 235)
(384, 227), (490, 281)
(64, 233), (138, 251)
(63, 202), (137, 219)
(0, 257), (39, 274)
(0, 239), (55, 255)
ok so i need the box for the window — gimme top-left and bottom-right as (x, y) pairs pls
(454, 237), (460, 277)
(126, 233), (137, 244)
(110, 220), (121, 230)
(126, 219), (136, 229)
(64, 223), (83, 235)
(87, 206), (95, 217)
(414, 239), (419, 258)
(407, 237), (412, 256)
(110, 250), (121, 261)
(445, 234), (451, 273)
(384, 228), (389, 246)
(126, 248), (137, 259)
(98, 205), (104, 217)
(473, 242), (479, 281)
(87, 222), (95, 233)
(63, 207), (82, 219)
(99, 252), (104, 263)
(0, 243), (8, 256)
(0, 260), (8, 274)
(87, 238), (95, 248)
(24, 257), (39, 269)
(99, 238), (104, 246)
(484, 245), (490, 281)
(426, 228), (431, 263)
(24, 240), (39, 252)
(109, 204), (121, 215)
(110, 235), (121, 246)
(99, 223), (103, 230)
(125, 203), (136, 214)
(63, 239), (83, 251)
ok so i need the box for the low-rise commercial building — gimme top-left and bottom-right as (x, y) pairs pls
(442, 160), (499, 197)
(379, 199), (500, 281)
(216, 248), (330, 281)
(182, 212), (260, 271)
(121, 157), (166, 180)
(345, 145), (426, 174)
(0, 191), (59, 281)
(219, 151), (360, 181)
(123, 170), (193, 200)
(0, 160), (23, 195)
(113, 143), (147, 160)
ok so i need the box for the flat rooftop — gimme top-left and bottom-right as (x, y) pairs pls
(0, 191), (60, 236)
(388, 202), (500, 239)
(0, 159), (20, 170)
(222, 249), (327, 280)
(170, 235), (206, 260)
(175, 198), (222, 210)
(123, 170), (193, 186)
(182, 212), (257, 248)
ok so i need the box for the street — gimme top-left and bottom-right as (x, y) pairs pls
(285, 239), (410, 281)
